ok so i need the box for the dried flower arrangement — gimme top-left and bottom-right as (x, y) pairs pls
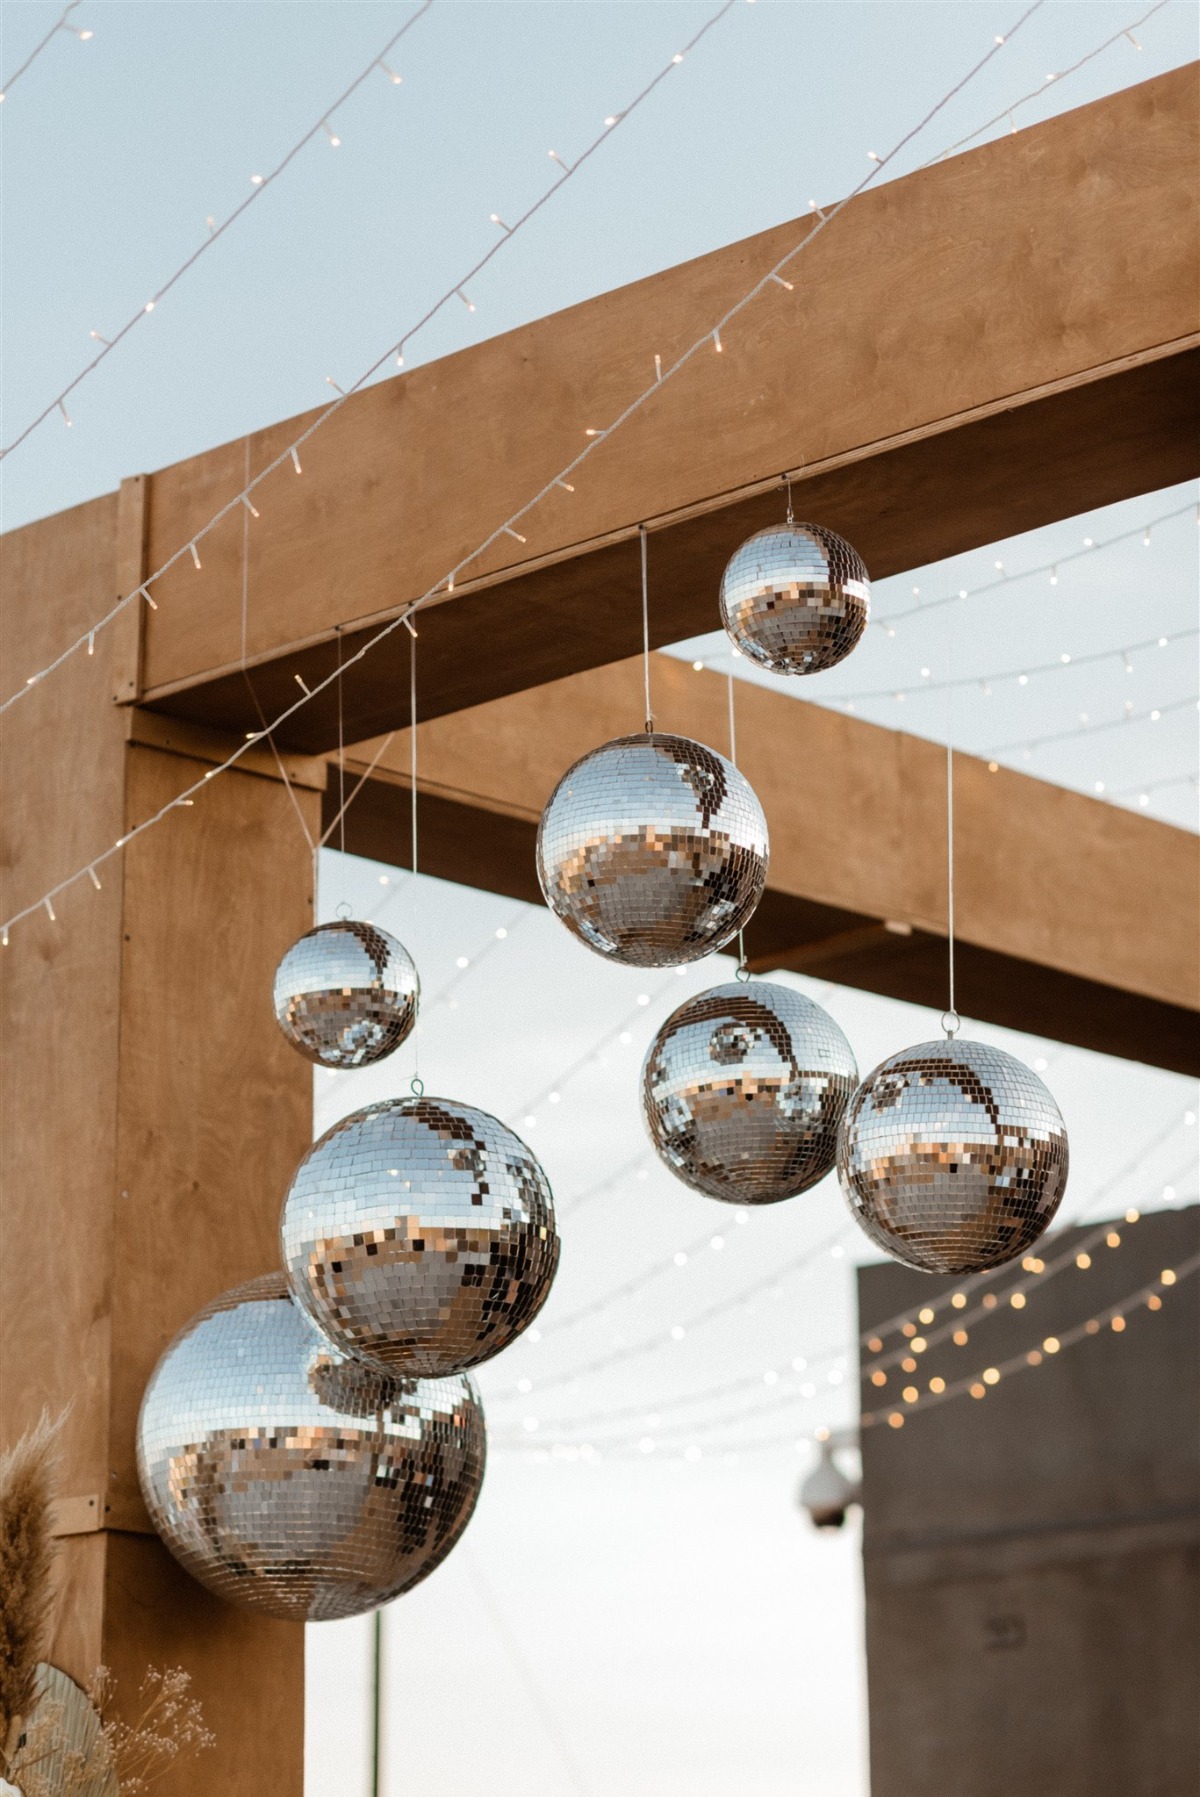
(0, 1414), (213, 1793)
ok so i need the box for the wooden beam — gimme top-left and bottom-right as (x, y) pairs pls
(98, 65), (1200, 752)
(0, 505), (315, 1791)
(329, 657), (1199, 1075)
(109, 474), (148, 704)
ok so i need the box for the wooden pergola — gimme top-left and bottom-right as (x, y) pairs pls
(1, 67), (1196, 1793)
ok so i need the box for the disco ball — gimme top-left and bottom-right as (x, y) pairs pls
(273, 920), (419, 1068)
(282, 1097), (559, 1376)
(643, 981), (858, 1204)
(137, 1275), (485, 1621)
(837, 1038), (1069, 1274)
(536, 733), (769, 967)
(720, 521), (869, 675)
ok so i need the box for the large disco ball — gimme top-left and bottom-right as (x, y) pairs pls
(137, 1275), (485, 1621)
(536, 733), (769, 967)
(838, 1039), (1069, 1274)
(273, 920), (419, 1068)
(720, 521), (869, 675)
(282, 1097), (559, 1377)
(642, 981), (857, 1204)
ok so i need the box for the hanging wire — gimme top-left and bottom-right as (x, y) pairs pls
(784, 473), (794, 526)
(1, 3), (436, 461)
(370, 1610), (384, 1797)
(331, 634), (344, 856)
(2, 1), (1078, 938)
(639, 525), (653, 732)
(726, 674), (750, 979)
(318, 732), (396, 850)
(942, 596), (959, 1037)
(410, 629), (419, 885)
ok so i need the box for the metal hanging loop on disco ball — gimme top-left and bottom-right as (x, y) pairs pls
(137, 1275), (486, 1622)
(282, 1096), (559, 1377)
(643, 980), (858, 1205)
(837, 1038), (1069, 1275)
(536, 733), (769, 968)
(720, 520), (869, 675)
(273, 919), (419, 1068)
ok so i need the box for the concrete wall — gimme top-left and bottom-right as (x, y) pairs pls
(858, 1204), (1199, 1797)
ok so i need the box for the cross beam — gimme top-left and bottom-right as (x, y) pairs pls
(309, 656), (1198, 1077)
(101, 65), (1200, 752)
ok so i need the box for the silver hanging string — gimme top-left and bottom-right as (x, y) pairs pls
(943, 604), (960, 1038)
(784, 473), (794, 526)
(727, 672), (749, 980)
(409, 622), (423, 1096)
(336, 629), (346, 858)
(640, 525), (653, 733)
(410, 625), (418, 884)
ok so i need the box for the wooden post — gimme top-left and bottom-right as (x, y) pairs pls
(0, 497), (321, 1792)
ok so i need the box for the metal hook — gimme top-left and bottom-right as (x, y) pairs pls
(941, 1008), (961, 1039)
(410, 1074), (425, 1097)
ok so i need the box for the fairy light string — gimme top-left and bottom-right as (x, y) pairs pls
(854, 1109), (1193, 1349)
(873, 502), (1194, 633)
(640, 526), (654, 732)
(0, 1), (91, 106)
(496, 1246), (1199, 1458)
(823, 628), (1198, 707)
(930, 0), (1168, 165)
(489, 1116), (1195, 1426)
(987, 691), (1198, 756)
(490, 1185), (1193, 1436)
(237, 436), (318, 860)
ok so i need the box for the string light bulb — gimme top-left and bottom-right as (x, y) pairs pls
(0, 11), (1152, 943)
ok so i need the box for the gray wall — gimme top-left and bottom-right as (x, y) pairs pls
(858, 1204), (1199, 1797)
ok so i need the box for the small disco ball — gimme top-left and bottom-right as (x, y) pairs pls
(536, 733), (769, 967)
(838, 1038), (1069, 1274)
(273, 920), (419, 1068)
(720, 521), (869, 675)
(281, 1097), (559, 1377)
(642, 981), (857, 1204)
(137, 1274), (485, 1622)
